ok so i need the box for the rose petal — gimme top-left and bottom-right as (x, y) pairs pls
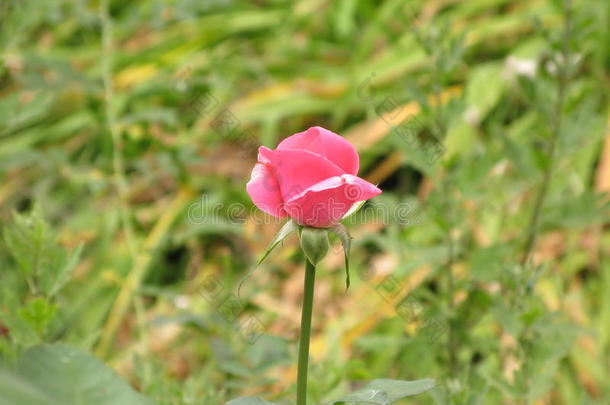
(258, 146), (345, 202)
(277, 126), (359, 175)
(284, 174), (381, 227)
(246, 162), (288, 218)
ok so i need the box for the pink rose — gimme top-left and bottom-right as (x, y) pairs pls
(246, 126), (382, 227)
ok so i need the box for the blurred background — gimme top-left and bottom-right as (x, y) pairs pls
(0, 0), (609, 404)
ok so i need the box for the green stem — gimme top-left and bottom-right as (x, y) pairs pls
(520, 0), (571, 268)
(446, 232), (457, 377)
(297, 259), (316, 405)
(100, 0), (136, 259)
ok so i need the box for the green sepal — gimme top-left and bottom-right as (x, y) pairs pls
(330, 223), (352, 291)
(257, 219), (298, 267)
(238, 220), (298, 297)
(299, 227), (329, 265)
(341, 200), (366, 221)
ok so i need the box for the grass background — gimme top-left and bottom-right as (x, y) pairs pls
(0, 0), (609, 404)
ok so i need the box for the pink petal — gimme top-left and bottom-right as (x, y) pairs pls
(284, 174), (381, 227)
(246, 162), (288, 218)
(277, 126), (359, 175)
(258, 146), (345, 202)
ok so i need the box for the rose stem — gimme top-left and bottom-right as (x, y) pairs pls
(297, 259), (316, 405)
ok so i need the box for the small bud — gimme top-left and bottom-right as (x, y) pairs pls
(299, 227), (329, 265)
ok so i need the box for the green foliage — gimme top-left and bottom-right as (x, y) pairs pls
(0, 344), (155, 405)
(226, 398), (281, 405)
(3, 209), (83, 298)
(329, 378), (436, 404)
(0, 210), (83, 354)
(17, 297), (57, 337)
(226, 378), (436, 405)
(0, 367), (49, 405)
(0, 0), (609, 404)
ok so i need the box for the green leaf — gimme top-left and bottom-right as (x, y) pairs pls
(329, 378), (436, 404)
(226, 397), (281, 405)
(49, 242), (83, 298)
(465, 63), (505, 119)
(299, 227), (329, 265)
(2, 208), (82, 297)
(18, 297), (57, 337)
(257, 220), (298, 267)
(0, 366), (51, 405)
(15, 344), (155, 405)
(330, 223), (352, 290)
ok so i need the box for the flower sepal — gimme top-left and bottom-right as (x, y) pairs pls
(329, 223), (352, 290)
(254, 219), (353, 290)
(256, 219), (299, 267)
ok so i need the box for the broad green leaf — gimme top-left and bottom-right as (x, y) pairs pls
(0, 367), (51, 405)
(330, 224), (352, 290)
(16, 344), (155, 405)
(226, 397), (281, 405)
(329, 378), (436, 404)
